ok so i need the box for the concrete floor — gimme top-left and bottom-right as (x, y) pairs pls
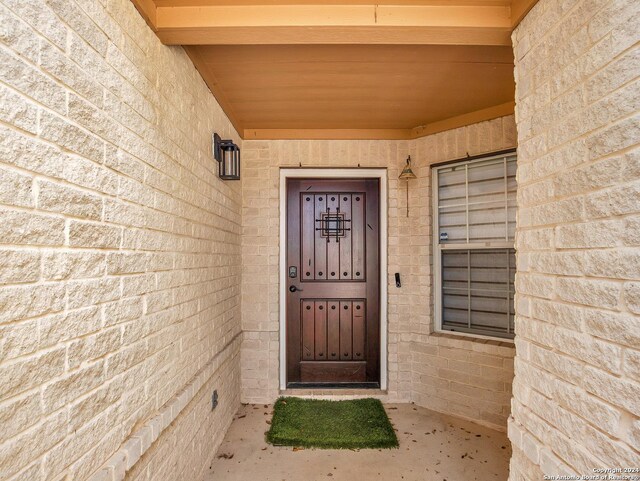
(206, 402), (512, 481)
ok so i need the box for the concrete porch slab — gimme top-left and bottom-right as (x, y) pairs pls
(206, 403), (511, 481)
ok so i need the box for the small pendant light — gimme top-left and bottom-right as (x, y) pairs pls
(399, 155), (416, 217)
(399, 155), (417, 180)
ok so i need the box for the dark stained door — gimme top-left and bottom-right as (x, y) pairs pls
(286, 178), (380, 386)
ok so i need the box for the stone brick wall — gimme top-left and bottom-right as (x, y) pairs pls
(241, 116), (518, 430)
(410, 120), (517, 430)
(411, 334), (515, 430)
(240, 139), (412, 403)
(509, 0), (640, 476)
(0, 1), (242, 480)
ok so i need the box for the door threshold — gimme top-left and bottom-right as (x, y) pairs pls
(286, 382), (380, 389)
(280, 386), (387, 398)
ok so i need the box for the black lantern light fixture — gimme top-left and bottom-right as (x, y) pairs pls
(213, 133), (241, 180)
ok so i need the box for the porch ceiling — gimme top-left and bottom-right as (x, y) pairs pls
(131, 0), (536, 139)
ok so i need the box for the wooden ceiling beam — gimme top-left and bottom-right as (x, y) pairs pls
(243, 101), (515, 140)
(155, 1), (511, 6)
(152, 4), (513, 46)
(243, 129), (413, 140)
(409, 100), (514, 137)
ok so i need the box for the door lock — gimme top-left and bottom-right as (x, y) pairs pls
(289, 285), (303, 293)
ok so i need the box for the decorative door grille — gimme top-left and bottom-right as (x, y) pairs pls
(316, 210), (351, 242)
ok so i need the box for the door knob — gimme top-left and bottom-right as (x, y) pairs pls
(289, 285), (303, 293)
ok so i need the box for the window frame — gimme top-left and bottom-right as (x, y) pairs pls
(432, 150), (517, 342)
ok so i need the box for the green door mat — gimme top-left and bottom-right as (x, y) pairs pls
(266, 397), (399, 449)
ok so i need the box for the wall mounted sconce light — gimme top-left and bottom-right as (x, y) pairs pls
(213, 133), (240, 180)
(399, 155), (417, 217)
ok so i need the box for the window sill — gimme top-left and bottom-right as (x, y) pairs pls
(431, 330), (515, 347)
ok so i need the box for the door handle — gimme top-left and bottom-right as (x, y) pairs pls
(289, 285), (303, 293)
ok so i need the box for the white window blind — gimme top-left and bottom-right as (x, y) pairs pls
(433, 153), (516, 339)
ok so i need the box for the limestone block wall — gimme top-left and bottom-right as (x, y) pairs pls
(0, 1), (242, 480)
(241, 116), (518, 430)
(509, 0), (640, 476)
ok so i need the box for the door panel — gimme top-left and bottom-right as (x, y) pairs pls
(339, 301), (353, 361)
(301, 198), (315, 280)
(314, 197), (327, 280)
(326, 194), (340, 281)
(352, 300), (366, 361)
(352, 195), (365, 280)
(314, 301), (327, 360)
(339, 195), (353, 280)
(302, 301), (314, 361)
(299, 361), (366, 383)
(286, 178), (380, 386)
(327, 301), (340, 362)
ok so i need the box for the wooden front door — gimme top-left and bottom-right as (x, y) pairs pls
(286, 178), (380, 387)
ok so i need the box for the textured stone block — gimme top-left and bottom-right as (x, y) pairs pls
(69, 221), (122, 248)
(0, 209), (65, 246)
(0, 48), (66, 114)
(0, 283), (65, 324)
(0, 349), (65, 403)
(0, 250), (40, 284)
(38, 180), (103, 220)
(0, 83), (38, 134)
(39, 110), (105, 164)
(42, 361), (105, 413)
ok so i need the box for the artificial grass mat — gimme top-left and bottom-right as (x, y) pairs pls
(266, 397), (399, 449)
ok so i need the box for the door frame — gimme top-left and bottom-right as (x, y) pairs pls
(279, 168), (388, 391)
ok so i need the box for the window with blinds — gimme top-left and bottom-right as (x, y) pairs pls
(432, 152), (516, 339)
